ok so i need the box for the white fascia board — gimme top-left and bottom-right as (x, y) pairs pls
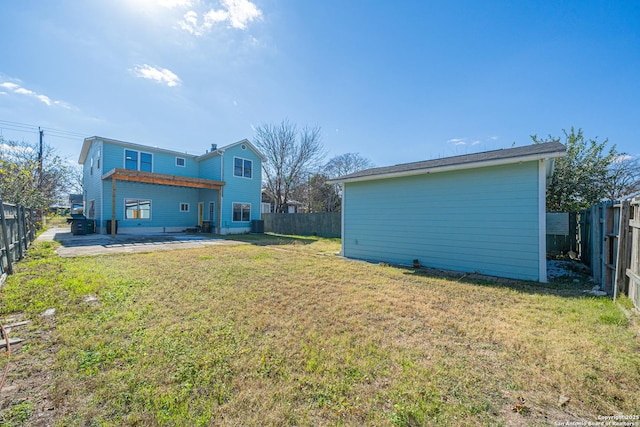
(213, 139), (268, 162)
(330, 151), (567, 184)
(79, 136), (199, 164)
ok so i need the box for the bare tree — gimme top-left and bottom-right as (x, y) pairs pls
(254, 120), (325, 213)
(316, 152), (374, 212)
(603, 155), (640, 200)
(324, 152), (374, 179)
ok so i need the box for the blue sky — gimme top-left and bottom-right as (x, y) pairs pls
(1, 0), (638, 168)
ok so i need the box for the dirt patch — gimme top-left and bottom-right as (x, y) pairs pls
(1, 312), (58, 426)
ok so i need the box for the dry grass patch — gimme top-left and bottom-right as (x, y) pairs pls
(1, 236), (638, 426)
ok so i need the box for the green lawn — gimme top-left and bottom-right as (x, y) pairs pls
(1, 235), (638, 426)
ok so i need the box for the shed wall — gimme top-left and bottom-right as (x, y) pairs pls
(342, 161), (541, 281)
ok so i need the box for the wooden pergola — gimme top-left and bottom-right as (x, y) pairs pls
(102, 168), (225, 237)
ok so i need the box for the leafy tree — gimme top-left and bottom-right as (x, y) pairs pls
(0, 137), (73, 210)
(302, 173), (340, 212)
(254, 119), (325, 213)
(531, 127), (617, 211)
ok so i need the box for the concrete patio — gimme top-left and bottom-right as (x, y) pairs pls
(37, 227), (245, 257)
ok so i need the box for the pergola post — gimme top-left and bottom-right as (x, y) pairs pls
(111, 177), (116, 237)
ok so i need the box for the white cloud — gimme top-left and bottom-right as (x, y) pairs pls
(0, 82), (19, 91)
(0, 81), (71, 108)
(448, 138), (466, 146)
(471, 140), (481, 146)
(132, 64), (181, 87)
(158, 0), (192, 7)
(179, 0), (262, 35)
(224, 0), (262, 29)
(0, 142), (36, 159)
(613, 154), (634, 163)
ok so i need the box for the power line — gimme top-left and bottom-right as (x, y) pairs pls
(0, 119), (87, 141)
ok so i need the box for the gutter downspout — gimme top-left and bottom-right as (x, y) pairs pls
(340, 183), (345, 256)
(218, 152), (224, 234)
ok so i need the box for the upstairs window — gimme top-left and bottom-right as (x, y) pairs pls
(140, 152), (152, 172)
(125, 150), (138, 170)
(125, 150), (153, 172)
(234, 157), (252, 178)
(176, 157), (186, 167)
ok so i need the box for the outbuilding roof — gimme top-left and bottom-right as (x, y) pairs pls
(330, 141), (566, 184)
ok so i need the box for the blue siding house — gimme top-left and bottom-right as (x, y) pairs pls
(331, 142), (566, 283)
(78, 136), (265, 235)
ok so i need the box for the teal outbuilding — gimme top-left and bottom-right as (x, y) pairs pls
(331, 142), (566, 283)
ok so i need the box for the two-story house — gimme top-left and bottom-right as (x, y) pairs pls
(78, 136), (265, 235)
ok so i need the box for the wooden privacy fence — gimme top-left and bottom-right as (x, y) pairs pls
(0, 199), (37, 284)
(625, 197), (640, 309)
(262, 213), (341, 238)
(582, 198), (640, 310)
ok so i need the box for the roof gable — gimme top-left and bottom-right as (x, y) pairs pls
(331, 141), (566, 183)
(209, 139), (267, 162)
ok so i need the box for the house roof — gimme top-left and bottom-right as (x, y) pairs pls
(329, 141), (566, 184)
(78, 136), (265, 164)
(195, 138), (267, 162)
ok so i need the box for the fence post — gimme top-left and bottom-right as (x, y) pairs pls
(16, 204), (24, 261)
(21, 205), (30, 250)
(0, 200), (13, 275)
(615, 200), (631, 299)
(30, 208), (37, 241)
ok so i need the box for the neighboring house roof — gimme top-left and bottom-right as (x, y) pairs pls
(329, 141), (566, 184)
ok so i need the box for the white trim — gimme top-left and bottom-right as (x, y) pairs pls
(124, 198), (152, 220)
(340, 184), (346, 256)
(179, 202), (190, 212)
(176, 157), (186, 167)
(123, 149), (154, 172)
(139, 151), (153, 172)
(233, 156), (253, 179)
(232, 202), (251, 222)
(98, 143), (103, 231)
(538, 159), (548, 283)
(80, 136), (199, 164)
(208, 201), (216, 221)
(330, 151), (567, 184)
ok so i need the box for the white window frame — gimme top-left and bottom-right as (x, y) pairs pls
(124, 198), (152, 220)
(179, 202), (190, 212)
(124, 150), (153, 172)
(176, 157), (186, 167)
(233, 156), (253, 179)
(232, 202), (251, 222)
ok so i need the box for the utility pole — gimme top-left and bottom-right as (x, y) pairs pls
(38, 127), (44, 189)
